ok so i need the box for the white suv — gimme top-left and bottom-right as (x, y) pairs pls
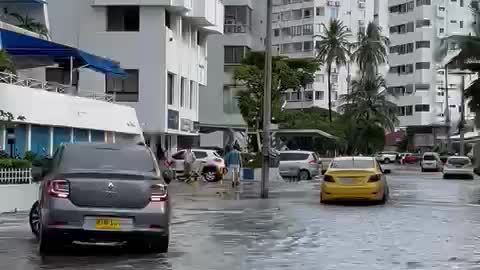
(171, 149), (226, 181)
(279, 151), (322, 180)
(375, 151), (399, 164)
(421, 152), (442, 172)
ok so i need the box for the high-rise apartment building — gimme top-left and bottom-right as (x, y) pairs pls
(200, 1), (266, 147)
(272, 0), (375, 111)
(386, 0), (474, 129)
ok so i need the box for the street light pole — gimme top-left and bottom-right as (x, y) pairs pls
(460, 75), (466, 156)
(261, 0), (273, 199)
(445, 66), (452, 153)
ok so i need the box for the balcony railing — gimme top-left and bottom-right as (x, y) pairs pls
(224, 24), (249, 34)
(0, 72), (114, 103)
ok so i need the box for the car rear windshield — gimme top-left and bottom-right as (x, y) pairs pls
(423, 155), (435, 161)
(60, 147), (156, 173)
(280, 153), (310, 161)
(448, 158), (470, 166)
(330, 159), (374, 169)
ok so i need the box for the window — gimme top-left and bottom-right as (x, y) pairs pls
(407, 22), (415, 32)
(415, 83), (430, 91)
(450, 20), (457, 23)
(224, 6), (252, 32)
(107, 6), (140, 31)
(281, 11), (290, 21)
(193, 151), (208, 159)
(416, 62), (430, 69)
(106, 69), (139, 102)
(225, 46), (248, 64)
(315, 91), (324, 100)
(304, 41), (313, 51)
(165, 10), (171, 28)
(316, 74), (325, 82)
(274, 29), (280, 36)
(460, 21), (464, 28)
(46, 67), (78, 86)
(304, 91), (313, 101)
(280, 153), (309, 161)
(292, 25), (302, 36)
(292, 9), (302, 20)
(189, 81), (195, 109)
(407, 43), (414, 53)
(460, 0), (464, 6)
(167, 73), (175, 105)
(303, 24), (313, 35)
(316, 6), (325, 16)
(180, 77), (186, 107)
(440, 28), (445, 33)
(332, 91), (338, 100)
(272, 12), (280, 22)
(398, 106), (406, 116)
(416, 19), (431, 28)
(416, 40), (430, 48)
(304, 8), (313, 18)
(331, 74), (339, 83)
(330, 7), (338, 19)
(416, 0), (431, 6)
(406, 105), (413, 115)
(415, 104), (430, 112)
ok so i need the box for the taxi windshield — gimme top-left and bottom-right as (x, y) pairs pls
(330, 159), (375, 169)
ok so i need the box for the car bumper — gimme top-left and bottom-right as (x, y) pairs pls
(44, 227), (168, 243)
(443, 168), (474, 175)
(41, 199), (170, 241)
(321, 183), (384, 201)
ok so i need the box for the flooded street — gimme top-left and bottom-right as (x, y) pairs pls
(2, 168), (480, 270)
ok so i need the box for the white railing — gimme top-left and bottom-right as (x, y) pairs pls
(0, 168), (32, 185)
(0, 72), (115, 102)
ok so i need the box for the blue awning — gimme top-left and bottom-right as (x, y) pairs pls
(0, 29), (127, 77)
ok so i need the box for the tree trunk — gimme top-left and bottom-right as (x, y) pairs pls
(328, 64), (332, 124)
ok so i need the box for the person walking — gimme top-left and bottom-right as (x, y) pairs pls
(184, 146), (196, 183)
(226, 145), (242, 187)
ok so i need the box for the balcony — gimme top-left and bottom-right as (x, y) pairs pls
(92, 0), (192, 12)
(224, 24), (249, 34)
(185, 0), (218, 26)
(0, 72), (114, 103)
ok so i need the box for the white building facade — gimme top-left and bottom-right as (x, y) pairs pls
(272, 0), (375, 111)
(200, 0), (266, 147)
(386, 0), (474, 128)
(47, 0), (224, 156)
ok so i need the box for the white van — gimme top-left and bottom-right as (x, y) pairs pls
(421, 152), (442, 172)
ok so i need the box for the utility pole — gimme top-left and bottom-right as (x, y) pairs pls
(261, 0), (273, 199)
(445, 66), (452, 154)
(460, 75), (465, 156)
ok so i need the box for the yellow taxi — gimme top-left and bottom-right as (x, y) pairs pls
(321, 156), (389, 204)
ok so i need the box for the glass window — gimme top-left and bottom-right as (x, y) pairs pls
(292, 9), (302, 20)
(91, 130), (105, 142)
(167, 73), (175, 105)
(316, 74), (325, 82)
(225, 46), (248, 64)
(74, 129), (89, 143)
(193, 151), (208, 159)
(190, 81), (196, 110)
(46, 67), (78, 86)
(107, 6), (140, 32)
(406, 105), (413, 115)
(416, 40), (430, 48)
(448, 157), (470, 165)
(330, 159), (375, 169)
(292, 25), (302, 36)
(180, 77), (186, 107)
(303, 24), (313, 35)
(106, 69), (139, 102)
(31, 125), (50, 158)
(304, 41), (313, 51)
(280, 153), (309, 161)
(315, 91), (324, 100)
(53, 127), (71, 153)
(316, 6), (325, 16)
(415, 104), (430, 112)
(416, 0), (431, 6)
(274, 29), (280, 36)
(416, 62), (431, 70)
(416, 19), (431, 28)
(330, 7), (338, 19)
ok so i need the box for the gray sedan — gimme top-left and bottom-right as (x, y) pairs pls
(31, 143), (171, 254)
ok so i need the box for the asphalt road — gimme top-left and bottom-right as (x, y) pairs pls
(3, 167), (480, 270)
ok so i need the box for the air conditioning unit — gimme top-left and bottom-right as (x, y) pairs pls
(335, 1), (341, 6)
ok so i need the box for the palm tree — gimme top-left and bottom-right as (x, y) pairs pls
(352, 22), (389, 80)
(0, 50), (15, 74)
(338, 75), (398, 131)
(8, 12), (49, 38)
(316, 19), (351, 123)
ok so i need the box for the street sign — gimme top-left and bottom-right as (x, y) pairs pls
(6, 128), (15, 145)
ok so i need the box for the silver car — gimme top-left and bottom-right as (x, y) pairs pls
(279, 151), (321, 180)
(31, 143), (171, 254)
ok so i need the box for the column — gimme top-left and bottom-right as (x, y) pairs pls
(26, 124), (32, 151)
(70, 128), (74, 143)
(48, 127), (54, 156)
(88, 130), (92, 143)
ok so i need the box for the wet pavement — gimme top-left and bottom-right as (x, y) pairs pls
(3, 167), (480, 269)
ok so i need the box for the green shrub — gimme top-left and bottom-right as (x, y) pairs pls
(0, 158), (31, 169)
(24, 151), (37, 162)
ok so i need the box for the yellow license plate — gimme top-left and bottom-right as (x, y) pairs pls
(95, 218), (121, 230)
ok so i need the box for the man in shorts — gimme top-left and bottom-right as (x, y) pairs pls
(226, 145), (242, 187)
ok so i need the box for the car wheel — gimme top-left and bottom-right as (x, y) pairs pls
(298, 170), (310, 181)
(379, 187), (389, 205)
(149, 234), (169, 253)
(204, 171), (217, 182)
(384, 158), (391, 164)
(29, 201), (40, 239)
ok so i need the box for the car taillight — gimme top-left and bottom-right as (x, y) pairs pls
(368, 174), (382, 182)
(323, 175), (334, 182)
(309, 159), (316, 165)
(150, 184), (168, 202)
(47, 179), (70, 198)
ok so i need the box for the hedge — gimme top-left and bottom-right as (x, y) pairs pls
(0, 159), (32, 169)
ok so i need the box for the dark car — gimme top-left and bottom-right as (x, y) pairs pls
(30, 143), (171, 254)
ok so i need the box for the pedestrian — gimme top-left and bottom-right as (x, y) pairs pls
(184, 146), (196, 183)
(226, 144), (242, 187)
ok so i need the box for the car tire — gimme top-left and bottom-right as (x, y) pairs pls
(203, 171), (217, 182)
(298, 170), (310, 181)
(384, 158), (391, 164)
(29, 201), (40, 239)
(379, 187), (389, 205)
(149, 234), (169, 253)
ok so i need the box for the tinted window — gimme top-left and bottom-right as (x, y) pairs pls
(280, 153), (309, 161)
(448, 158), (470, 165)
(423, 155), (435, 161)
(172, 151), (185, 160)
(60, 146), (156, 172)
(193, 151), (208, 159)
(330, 159), (375, 169)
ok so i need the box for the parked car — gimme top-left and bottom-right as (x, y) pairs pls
(170, 149), (226, 182)
(375, 151), (399, 164)
(443, 156), (474, 179)
(279, 151), (321, 180)
(402, 153), (419, 164)
(30, 143), (171, 254)
(421, 152), (442, 172)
